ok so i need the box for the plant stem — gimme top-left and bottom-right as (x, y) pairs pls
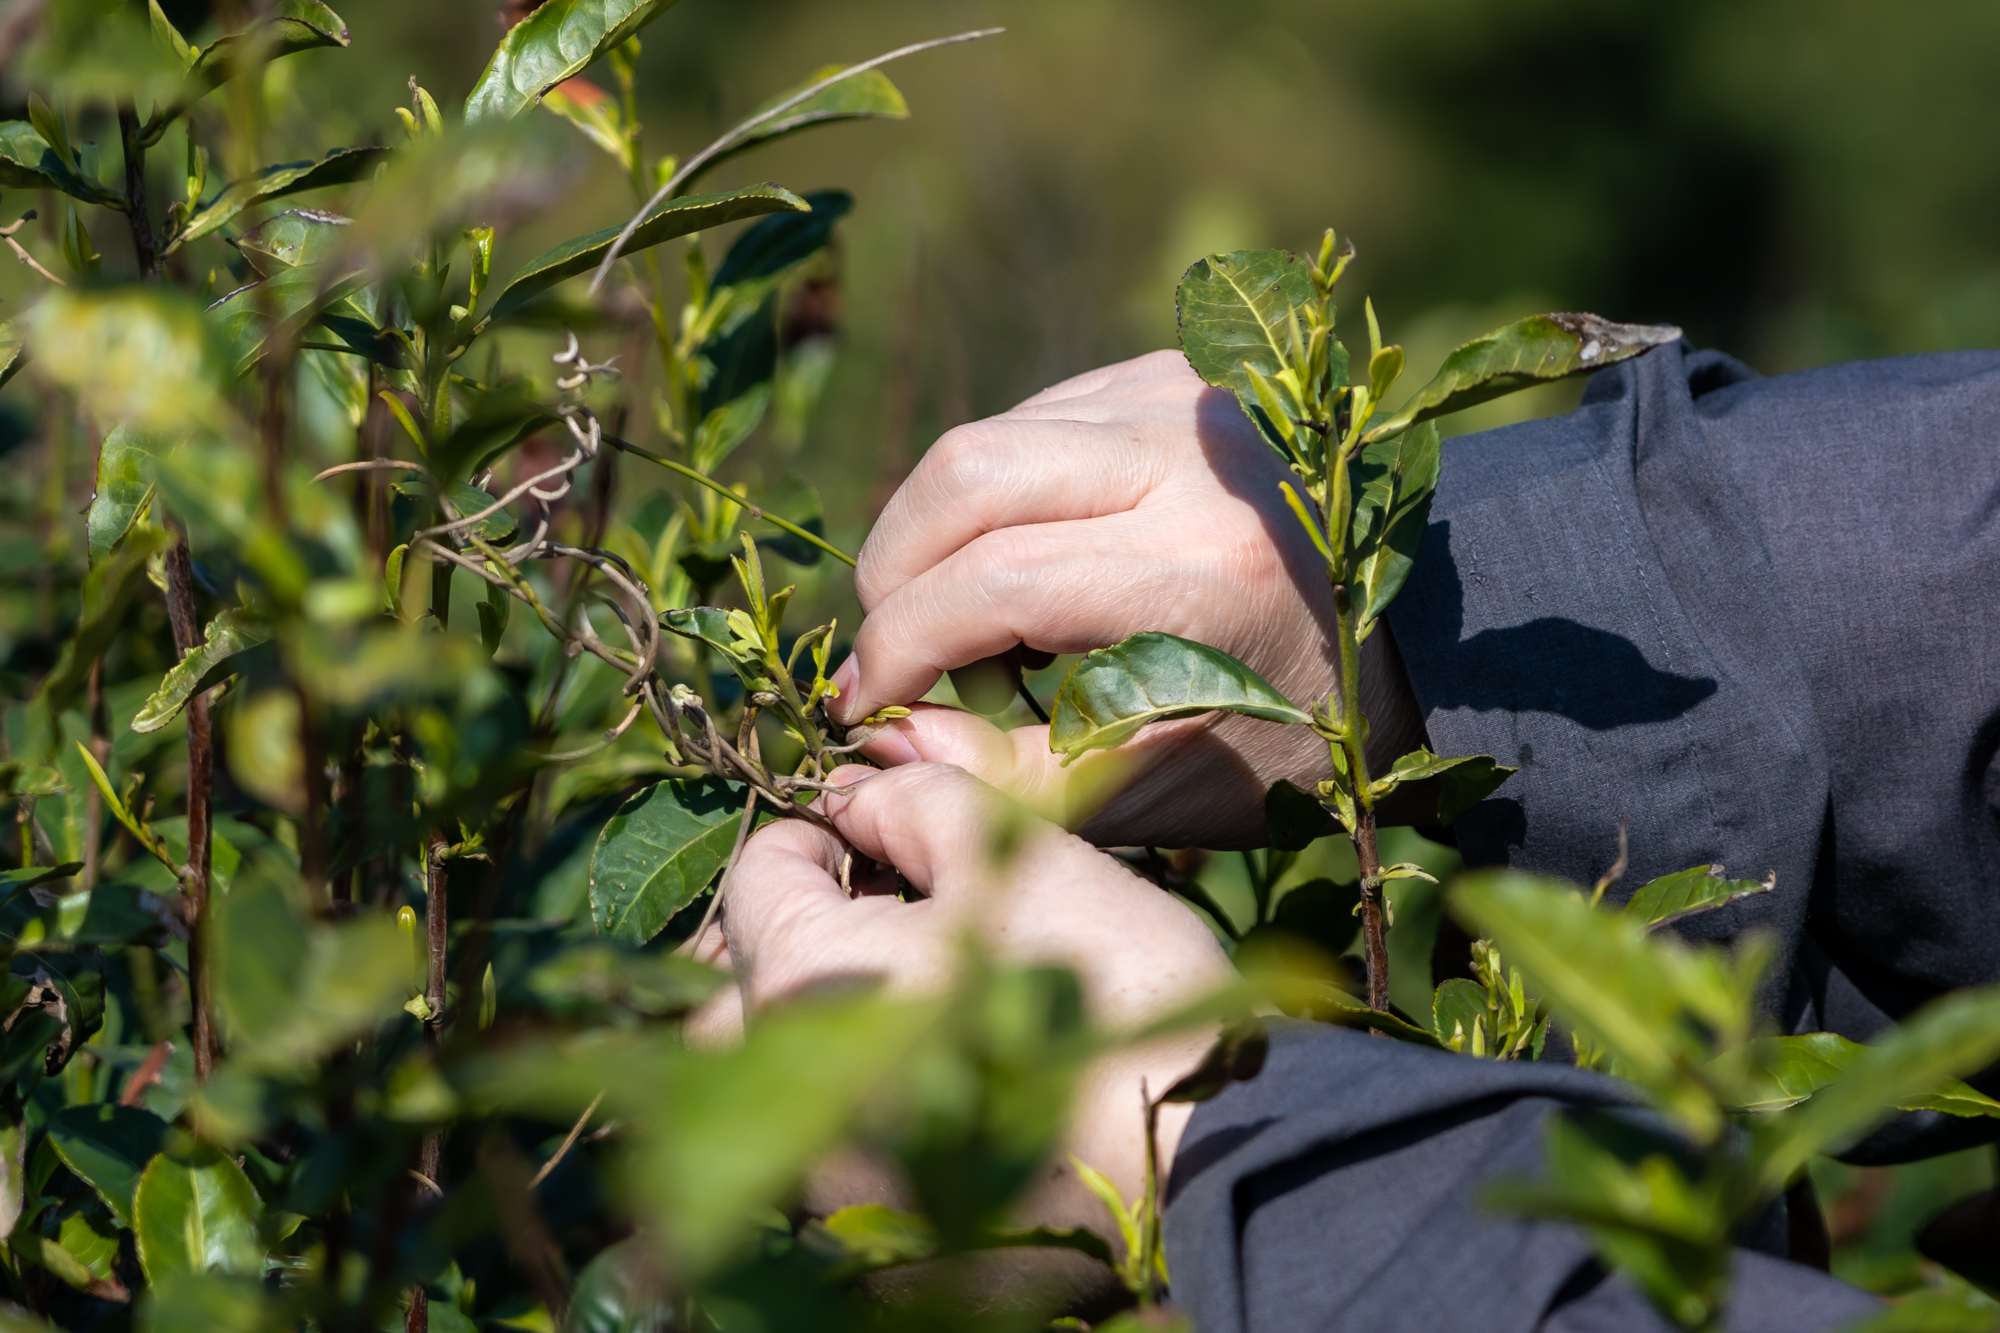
(162, 537), (216, 1079)
(116, 105), (156, 281)
(1330, 583), (1389, 1012)
(606, 436), (856, 567)
(79, 657), (107, 891)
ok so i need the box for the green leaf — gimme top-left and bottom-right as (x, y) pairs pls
(1731, 1032), (2000, 1117)
(132, 1145), (264, 1279)
(207, 262), (372, 375)
(1433, 977), (1489, 1052)
(1754, 997), (2000, 1192)
(1175, 249), (1324, 419)
(590, 777), (763, 944)
(1620, 864), (1774, 930)
(39, 1207), (122, 1295)
(149, 0), (193, 69)
(642, 992), (937, 1276)
(1364, 313), (1683, 442)
(46, 1103), (170, 1224)
(174, 145), (390, 249)
(1047, 632), (1310, 764)
(817, 1204), (937, 1271)
(683, 71), (907, 190)
(1450, 872), (1696, 1104)
(567, 1235), (674, 1333)
(180, 1), (350, 104)
(714, 190), (854, 289)
(35, 525), (177, 717)
(391, 477), (518, 542)
(1367, 748), (1515, 824)
(136, 1267), (277, 1333)
(1158, 1019), (1269, 1103)
(231, 208), (351, 275)
(86, 426), (163, 567)
(1350, 420), (1442, 630)
(1837, 1290), (2000, 1333)
(488, 184), (807, 321)
(210, 869), (412, 1072)
(132, 608), (271, 734)
(525, 945), (726, 1019)
(30, 287), (232, 436)
(1264, 778), (1336, 851)
(0, 319), (25, 394)
(0, 121), (121, 206)
(1294, 980), (1445, 1048)
(464, 0), (685, 125)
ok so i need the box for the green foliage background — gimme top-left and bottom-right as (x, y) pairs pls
(0, 0), (1992, 1314)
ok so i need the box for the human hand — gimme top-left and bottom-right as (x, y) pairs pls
(830, 349), (1421, 848)
(697, 761), (1235, 1225)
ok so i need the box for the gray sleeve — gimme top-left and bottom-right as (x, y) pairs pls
(1384, 344), (2000, 1159)
(1163, 1023), (1880, 1333)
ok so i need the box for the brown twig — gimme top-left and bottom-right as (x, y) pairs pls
(527, 1091), (603, 1189)
(117, 1040), (174, 1106)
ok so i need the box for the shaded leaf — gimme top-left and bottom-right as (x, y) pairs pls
(39, 1208), (123, 1298)
(567, 1234), (673, 1333)
(1371, 748), (1516, 825)
(1284, 979), (1443, 1048)
(136, 1270), (277, 1333)
(488, 183), (807, 321)
(1158, 1019), (1268, 1103)
(46, 1103), (170, 1224)
(175, 145), (390, 248)
(0, 121), (121, 206)
(590, 777), (763, 944)
(132, 608), (271, 734)
(0, 320), (25, 394)
(35, 526), (177, 717)
(1048, 632), (1309, 764)
(817, 1205), (936, 1271)
(525, 945), (726, 1019)
(710, 189), (853, 289)
(1365, 313), (1683, 442)
(1264, 778), (1335, 851)
(132, 1146), (264, 1279)
(1621, 864), (1773, 930)
(686, 71), (906, 189)
(465, 0), (684, 125)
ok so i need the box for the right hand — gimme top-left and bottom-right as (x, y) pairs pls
(829, 350), (1420, 848)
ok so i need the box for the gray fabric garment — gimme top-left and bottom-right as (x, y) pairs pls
(1166, 345), (2000, 1330)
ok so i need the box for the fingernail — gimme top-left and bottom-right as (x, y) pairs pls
(858, 723), (920, 767)
(829, 652), (862, 723)
(827, 763), (879, 789)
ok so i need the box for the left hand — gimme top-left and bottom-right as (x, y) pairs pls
(692, 762), (1235, 1231)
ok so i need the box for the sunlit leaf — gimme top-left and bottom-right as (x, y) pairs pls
(1731, 1032), (2000, 1117)
(1370, 747), (1516, 824)
(589, 776), (762, 944)
(1350, 420), (1441, 630)
(1364, 313), (1683, 442)
(816, 1205), (937, 1272)
(132, 608), (271, 734)
(1432, 977), (1488, 1052)
(1620, 864), (1773, 930)
(684, 71), (906, 189)
(137, 1269), (277, 1333)
(180, 1), (349, 100)
(46, 1103), (170, 1224)
(465, 0), (685, 125)
(132, 1145), (264, 1279)
(232, 208), (351, 275)
(1048, 632), (1309, 764)
(85, 425), (165, 567)
(1177, 249), (1319, 404)
(174, 145), (390, 248)
(39, 1208), (123, 1297)
(488, 183), (808, 321)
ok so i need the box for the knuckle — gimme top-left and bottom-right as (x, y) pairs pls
(926, 422), (1013, 499)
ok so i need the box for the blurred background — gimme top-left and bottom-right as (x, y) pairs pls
(1, 0), (1995, 1300)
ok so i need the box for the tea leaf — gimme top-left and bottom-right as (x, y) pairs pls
(1048, 632), (1309, 764)
(1733, 1032), (2000, 1117)
(1432, 977), (1487, 1052)
(1620, 864), (1773, 930)
(1755, 984), (2000, 1191)
(137, 1270), (277, 1333)
(567, 1235), (675, 1333)
(174, 145), (390, 248)
(132, 608), (271, 734)
(180, 1), (350, 105)
(46, 1103), (170, 1225)
(1369, 747), (1515, 824)
(31, 288), (233, 436)
(232, 208), (351, 274)
(132, 1146), (264, 1280)
(86, 426), (163, 567)
(818, 1204), (937, 1270)
(590, 777), (763, 944)
(1176, 249), (1331, 445)
(1350, 420), (1441, 628)
(1365, 313), (1683, 442)
(488, 183), (808, 321)
(0, 121), (121, 206)
(684, 73), (906, 188)
(465, 0), (685, 125)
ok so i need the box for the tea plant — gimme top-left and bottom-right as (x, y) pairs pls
(1048, 232), (1680, 1011)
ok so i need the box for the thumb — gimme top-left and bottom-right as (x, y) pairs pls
(854, 704), (1140, 833)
